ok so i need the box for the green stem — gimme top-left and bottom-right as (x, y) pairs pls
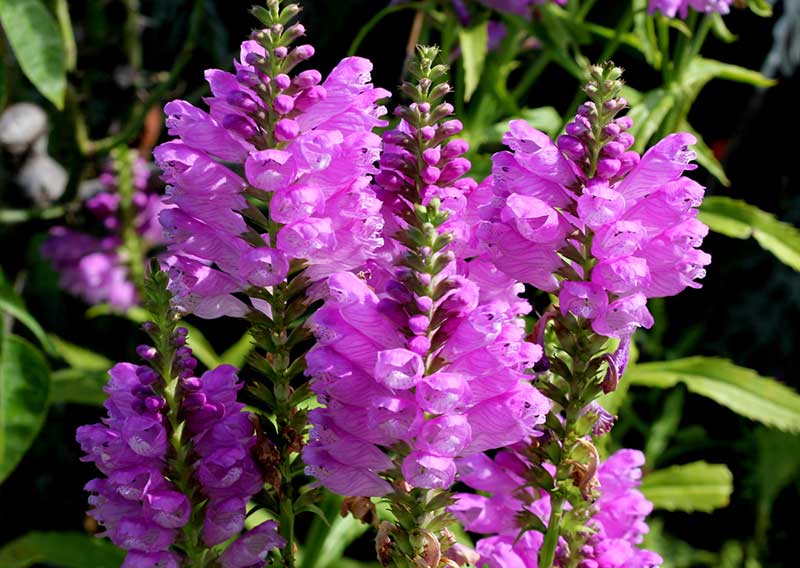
(539, 492), (566, 568)
(347, 2), (429, 56)
(114, 146), (147, 296)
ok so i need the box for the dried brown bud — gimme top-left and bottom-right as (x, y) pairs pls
(341, 496), (378, 528)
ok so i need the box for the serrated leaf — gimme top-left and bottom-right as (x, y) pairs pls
(626, 357), (800, 433)
(459, 21), (488, 102)
(699, 196), (800, 271)
(0, 531), (124, 567)
(50, 368), (108, 406)
(641, 461), (733, 512)
(0, 268), (54, 354)
(0, 335), (50, 484)
(0, 0), (67, 108)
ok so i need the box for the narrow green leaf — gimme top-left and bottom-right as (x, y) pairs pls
(486, 106), (562, 142)
(632, 0), (660, 67)
(699, 196), (800, 271)
(685, 58), (775, 90)
(681, 121), (730, 186)
(49, 335), (111, 371)
(626, 357), (800, 433)
(50, 368), (108, 406)
(0, 335), (50, 484)
(628, 88), (674, 152)
(458, 21), (488, 103)
(0, 0), (67, 108)
(0, 268), (55, 354)
(641, 461), (733, 512)
(54, 0), (76, 71)
(747, 0), (772, 17)
(0, 531), (124, 568)
(220, 332), (254, 368)
(710, 13), (736, 43)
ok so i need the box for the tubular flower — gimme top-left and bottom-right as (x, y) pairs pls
(77, 327), (283, 566)
(42, 155), (163, 311)
(450, 448), (662, 568)
(303, 47), (549, 499)
(155, 8), (388, 319)
(649, 0), (734, 18)
(476, 66), (709, 340)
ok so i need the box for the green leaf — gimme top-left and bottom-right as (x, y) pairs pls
(0, 335), (50, 484)
(49, 335), (111, 371)
(0, 268), (55, 354)
(0, 531), (124, 568)
(685, 58), (775, 91)
(486, 106), (562, 142)
(220, 332), (254, 368)
(680, 121), (730, 186)
(710, 13), (736, 43)
(699, 196), (800, 271)
(641, 461), (733, 513)
(50, 368), (108, 406)
(626, 357), (800, 433)
(0, 0), (67, 108)
(627, 88), (675, 152)
(458, 21), (488, 103)
(747, 0), (772, 17)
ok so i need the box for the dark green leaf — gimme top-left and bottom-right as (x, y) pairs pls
(699, 196), (800, 271)
(49, 335), (111, 371)
(458, 22), (488, 103)
(641, 461), (733, 512)
(50, 368), (108, 406)
(681, 121), (730, 186)
(627, 88), (674, 152)
(0, 531), (124, 567)
(0, 335), (50, 484)
(626, 357), (800, 432)
(0, 0), (67, 108)
(0, 268), (54, 354)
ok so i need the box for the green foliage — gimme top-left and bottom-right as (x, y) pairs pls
(458, 22), (488, 102)
(0, 531), (124, 568)
(0, 0), (67, 108)
(626, 357), (800, 433)
(0, 268), (55, 354)
(641, 461), (733, 513)
(699, 196), (800, 272)
(49, 368), (108, 406)
(0, 335), (50, 484)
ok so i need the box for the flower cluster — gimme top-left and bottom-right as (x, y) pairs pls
(303, 47), (549, 498)
(450, 448), (662, 568)
(649, 0), (733, 18)
(42, 156), (163, 311)
(77, 331), (283, 567)
(476, 67), (709, 340)
(156, 5), (388, 319)
(76, 359), (190, 566)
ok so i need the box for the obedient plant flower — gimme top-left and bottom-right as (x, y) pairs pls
(42, 151), (164, 311)
(450, 448), (662, 568)
(477, 65), (709, 341)
(649, 0), (734, 18)
(303, 45), (549, 566)
(155, 0), (388, 319)
(76, 272), (283, 567)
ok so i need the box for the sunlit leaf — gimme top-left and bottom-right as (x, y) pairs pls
(0, 335), (50, 484)
(641, 461), (733, 512)
(49, 335), (111, 371)
(50, 368), (108, 406)
(699, 196), (800, 271)
(459, 21), (488, 102)
(0, 0), (67, 108)
(626, 357), (800, 432)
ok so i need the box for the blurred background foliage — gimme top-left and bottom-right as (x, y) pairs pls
(0, 1), (798, 567)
